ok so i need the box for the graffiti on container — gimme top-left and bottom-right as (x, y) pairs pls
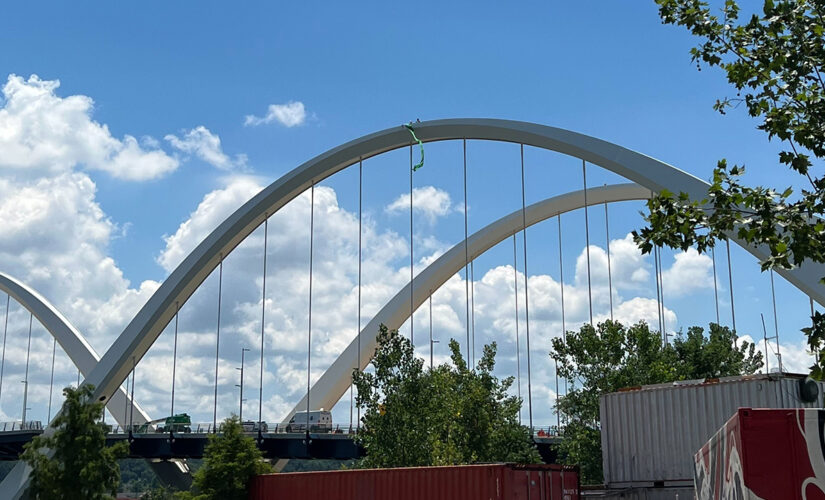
(694, 408), (825, 500)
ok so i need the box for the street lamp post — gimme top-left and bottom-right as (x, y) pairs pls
(236, 348), (250, 422)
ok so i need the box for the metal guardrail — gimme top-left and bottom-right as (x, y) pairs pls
(0, 421), (43, 432)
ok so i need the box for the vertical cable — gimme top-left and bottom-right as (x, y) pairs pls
(0, 294), (9, 405)
(658, 247), (666, 338)
(409, 145), (414, 346)
(554, 358), (560, 431)
(558, 215), (569, 403)
(519, 144), (533, 431)
(306, 184), (315, 432)
(47, 337), (56, 422)
(213, 258), (223, 433)
(711, 246), (720, 324)
(124, 376), (129, 429)
(171, 302), (179, 417)
(463, 139), (471, 362)
(726, 240), (737, 332)
(429, 294), (434, 370)
(770, 270), (783, 372)
(582, 160), (593, 326)
(357, 160), (362, 429)
(654, 246), (663, 339)
(512, 234), (522, 424)
(22, 313), (32, 424)
(470, 260), (475, 365)
(604, 201), (613, 321)
(129, 356), (135, 431)
(259, 217), (268, 431)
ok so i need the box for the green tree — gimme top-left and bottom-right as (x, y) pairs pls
(176, 416), (271, 500)
(21, 384), (128, 500)
(551, 320), (762, 483)
(353, 324), (540, 468)
(633, 0), (825, 374)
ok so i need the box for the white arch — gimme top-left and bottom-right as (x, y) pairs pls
(5, 119), (825, 496)
(284, 183), (651, 423)
(0, 272), (151, 427)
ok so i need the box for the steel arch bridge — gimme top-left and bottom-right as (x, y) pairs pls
(2, 119), (823, 497)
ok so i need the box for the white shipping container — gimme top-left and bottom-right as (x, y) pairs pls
(600, 373), (825, 489)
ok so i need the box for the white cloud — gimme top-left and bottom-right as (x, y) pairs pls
(662, 248), (714, 297)
(0, 74), (178, 181)
(386, 186), (453, 223)
(244, 101), (307, 127)
(165, 126), (246, 170)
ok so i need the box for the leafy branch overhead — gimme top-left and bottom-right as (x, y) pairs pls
(636, 0), (825, 373)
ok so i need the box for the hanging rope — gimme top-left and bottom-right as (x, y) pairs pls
(519, 144), (534, 431)
(604, 200), (614, 321)
(463, 139), (471, 362)
(409, 145), (414, 346)
(259, 216), (268, 433)
(171, 302), (179, 417)
(582, 160), (593, 327)
(512, 234), (522, 425)
(306, 184), (315, 436)
(47, 337), (56, 423)
(0, 294), (8, 405)
(727, 240), (737, 332)
(711, 246), (720, 324)
(213, 257), (223, 433)
(404, 123), (424, 171)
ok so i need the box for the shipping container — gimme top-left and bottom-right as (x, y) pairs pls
(249, 463), (580, 500)
(695, 407), (825, 499)
(599, 373), (825, 489)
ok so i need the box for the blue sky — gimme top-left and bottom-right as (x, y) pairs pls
(0, 1), (814, 426)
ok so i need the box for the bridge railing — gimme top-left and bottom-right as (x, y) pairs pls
(0, 421), (43, 432)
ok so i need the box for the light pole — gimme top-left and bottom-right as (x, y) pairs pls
(236, 348), (249, 422)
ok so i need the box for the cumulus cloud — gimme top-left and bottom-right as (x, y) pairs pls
(386, 186), (453, 223)
(662, 248), (714, 298)
(0, 74), (178, 181)
(244, 101), (307, 127)
(165, 126), (246, 170)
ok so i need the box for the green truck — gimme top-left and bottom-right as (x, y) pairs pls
(131, 413), (192, 433)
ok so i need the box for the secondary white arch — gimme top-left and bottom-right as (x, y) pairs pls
(0, 272), (151, 427)
(283, 183), (650, 423)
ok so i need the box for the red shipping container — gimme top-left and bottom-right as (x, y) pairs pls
(695, 408), (825, 499)
(250, 463), (580, 500)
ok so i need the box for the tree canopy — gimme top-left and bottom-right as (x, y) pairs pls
(176, 416), (271, 500)
(551, 320), (763, 483)
(21, 384), (128, 500)
(352, 324), (540, 468)
(634, 0), (825, 374)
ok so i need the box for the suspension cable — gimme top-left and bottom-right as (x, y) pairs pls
(658, 246), (666, 339)
(558, 215), (569, 403)
(520, 144), (534, 431)
(171, 301), (179, 417)
(463, 140), (471, 362)
(259, 216), (268, 432)
(604, 200), (613, 321)
(357, 160), (362, 429)
(22, 313), (32, 424)
(429, 293), (434, 370)
(654, 245), (663, 340)
(212, 257), (223, 433)
(582, 160), (593, 326)
(409, 145), (414, 346)
(770, 270), (783, 372)
(306, 184), (315, 435)
(47, 337), (56, 423)
(727, 240), (737, 332)
(711, 246), (720, 324)
(512, 234), (522, 425)
(470, 260), (475, 366)
(0, 294), (8, 405)
(129, 356), (135, 431)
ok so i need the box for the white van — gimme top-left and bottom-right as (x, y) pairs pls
(286, 409), (333, 433)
